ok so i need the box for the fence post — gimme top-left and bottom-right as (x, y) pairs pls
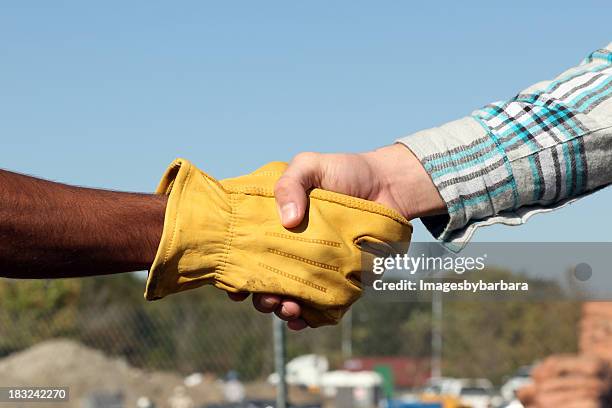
(273, 316), (288, 408)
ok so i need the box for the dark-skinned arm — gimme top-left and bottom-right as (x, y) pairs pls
(0, 169), (166, 278)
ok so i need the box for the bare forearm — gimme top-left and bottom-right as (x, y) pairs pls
(363, 144), (446, 220)
(0, 169), (166, 278)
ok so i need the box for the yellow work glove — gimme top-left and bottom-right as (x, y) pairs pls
(145, 159), (412, 327)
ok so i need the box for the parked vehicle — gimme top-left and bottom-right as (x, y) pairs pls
(457, 380), (494, 408)
(420, 377), (494, 408)
(499, 366), (532, 403)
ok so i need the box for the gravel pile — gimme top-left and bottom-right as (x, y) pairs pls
(0, 338), (223, 407)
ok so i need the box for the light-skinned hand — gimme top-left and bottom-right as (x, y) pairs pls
(229, 144), (445, 330)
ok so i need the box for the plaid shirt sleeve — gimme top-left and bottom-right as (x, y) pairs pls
(397, 43), (612, 251)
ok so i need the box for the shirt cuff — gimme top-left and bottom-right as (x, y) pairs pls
(397, 116), (519, 251)
(397, 117), (610, 252)
(397, 43), (612, 251)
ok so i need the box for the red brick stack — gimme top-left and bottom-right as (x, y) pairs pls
(580, 302), (612, 363)
(517, 302), (612, 408)
(518, 354), (612, 407)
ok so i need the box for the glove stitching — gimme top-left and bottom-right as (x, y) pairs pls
(252, 171), (283, 177)
(312, 192), (409, 225)
(267, 248), (339, 272)
(264, 232), (342, 248)
(346, 277), (362, 290)
(258, 262), (327, 293)
(218, 192), (237, 278)
(148, 162), (192, 299)
(227, 185), (410, 225)
(163, 163), (192, 267)
(230, 168), (408, 224)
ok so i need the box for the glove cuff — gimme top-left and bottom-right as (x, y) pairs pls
(145, 158), (229, 300)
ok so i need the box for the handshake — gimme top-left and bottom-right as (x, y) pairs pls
(145, 155), (414, 328)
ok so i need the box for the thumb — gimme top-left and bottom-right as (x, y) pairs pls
(274, 152), (322, 228)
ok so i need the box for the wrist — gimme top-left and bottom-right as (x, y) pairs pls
(81, 189), (167, 274)
(363, 144), (446, 220)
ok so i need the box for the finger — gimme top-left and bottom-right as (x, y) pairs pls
(227, 292), (249, 302)
(274, 152), (322, 228)
(252, 294), (281, 313)
(287, 318), (308, 331)
(274, 299), (302, 321)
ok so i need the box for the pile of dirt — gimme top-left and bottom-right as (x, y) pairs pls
(518, 302), (612, 408)
(0, 338), (223, 407)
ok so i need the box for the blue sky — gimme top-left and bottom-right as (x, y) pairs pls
(1, 2), (610, 242)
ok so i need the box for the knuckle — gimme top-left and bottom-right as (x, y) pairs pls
(273, 177), (292, 196)
(254, 303), (272, 314)
(292, 151), (319, 165)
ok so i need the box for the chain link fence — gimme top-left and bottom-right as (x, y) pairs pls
(0, 271), (583, 407)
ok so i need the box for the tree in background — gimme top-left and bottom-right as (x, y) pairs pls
(0, 268), (581, 384)
(0, 278), (81, 356)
